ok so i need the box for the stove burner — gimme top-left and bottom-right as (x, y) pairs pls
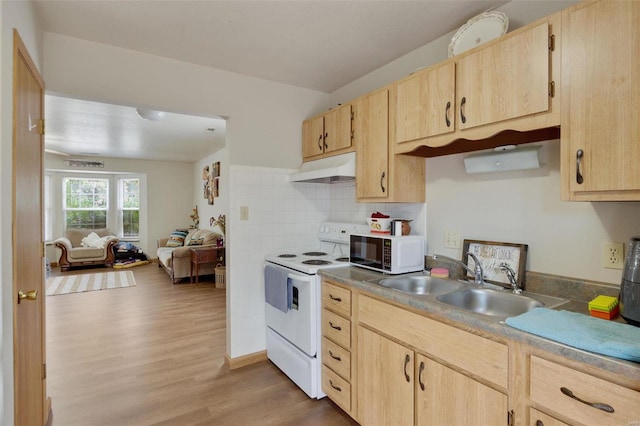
(278, 254), (297, 258)
(302, 251), (327, 256)
(335, 257), (349, 262)
(302, 259), (332, 266)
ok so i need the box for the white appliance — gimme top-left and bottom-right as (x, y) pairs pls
(264, 222), (369, 398)
(349, 233), (425, 274)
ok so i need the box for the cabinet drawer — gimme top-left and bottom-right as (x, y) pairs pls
(322, 337), (350, 381)
(530, 356), (640, 425)
(322, 309), (351, 349)
(322, 366), (351, 413)
(359, 295), (508, 389)
(322, 282), (351, 317)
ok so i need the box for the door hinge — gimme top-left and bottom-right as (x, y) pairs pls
(41, 242), (46, 257)
(507, 409), (514, 426)
(548, 34), (555, 51)
(548, 81), (556, 98)
(39, 118), (45, 135)
(42, 363), (46, 380)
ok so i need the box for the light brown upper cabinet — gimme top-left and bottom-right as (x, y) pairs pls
(561, 0), (640, 201)
(302, 104), (353, 161)
(354, 89), (389, 200)
(353, 88), (426, 203)
(456, 22), (550, 130)
(395, 13), (561, 156)
(395, 62), (456, 143)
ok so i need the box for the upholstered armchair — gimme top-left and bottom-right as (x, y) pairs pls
(54, 228), (119, 271)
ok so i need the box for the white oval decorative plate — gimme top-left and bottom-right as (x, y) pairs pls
(448, 11), (508, 58)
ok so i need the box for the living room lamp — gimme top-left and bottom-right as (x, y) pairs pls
(136, 107), (166, 121)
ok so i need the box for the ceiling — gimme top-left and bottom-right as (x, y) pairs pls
(44, 95), (226, 162)
(36, 0), (546, 163)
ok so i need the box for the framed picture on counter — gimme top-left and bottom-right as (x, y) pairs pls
(462, 239), (528, 287)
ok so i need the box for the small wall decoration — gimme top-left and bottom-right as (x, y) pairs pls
(213, 161), (220, 178)
(213, 177), (219, 197)
(462, 239), (528, 286)
(202, 166), (211, 199)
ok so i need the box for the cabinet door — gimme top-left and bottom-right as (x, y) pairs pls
(529, 408), (570, 426)
(415, 355), (507, 426)
(456, 22), (550, 130)
(563, 1), (640, 195)
(302, 115), (325, 160)
(354, 89), (389, 199)
(357, 326), (414, 426)
(324, 104), (352, 154)
(395, 62), (456, 143)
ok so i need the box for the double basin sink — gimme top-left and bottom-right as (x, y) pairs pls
(371, 274), (568, 320)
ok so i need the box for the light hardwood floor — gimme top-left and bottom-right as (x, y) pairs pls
(46, 263), (357, 426)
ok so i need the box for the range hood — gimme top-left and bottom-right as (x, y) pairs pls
(289, 152), (356, 184)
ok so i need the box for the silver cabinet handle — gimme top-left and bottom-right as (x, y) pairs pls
(560, 387), (614, 413)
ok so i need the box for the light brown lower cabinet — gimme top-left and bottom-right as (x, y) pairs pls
(356, 325), (508, 426)
(321, 281), (640, 426)
(529, 408), (569, 426)
(357, 326), (414, 425)
(530, 356), (640, 425)
(416, 354), (507, 426)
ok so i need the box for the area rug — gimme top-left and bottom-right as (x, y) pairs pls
(46, 271), (136, 296)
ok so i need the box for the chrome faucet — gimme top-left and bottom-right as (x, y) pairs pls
(499, 263), (521, 294)
(432, 253), (484, 285)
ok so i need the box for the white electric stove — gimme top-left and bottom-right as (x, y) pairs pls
(264, 222), (369, 398)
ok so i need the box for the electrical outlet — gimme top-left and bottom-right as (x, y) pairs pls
(603, 242), (624, 269)
(240, 206), (249, 221)
(444, 230), (461, 249)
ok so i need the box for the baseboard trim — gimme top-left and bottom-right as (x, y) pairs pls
(225, 350), (268, 370)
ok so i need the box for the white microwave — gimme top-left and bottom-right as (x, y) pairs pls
(349, 234), (425, 274)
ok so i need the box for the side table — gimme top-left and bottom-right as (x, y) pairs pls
(190, 246), (224, 286)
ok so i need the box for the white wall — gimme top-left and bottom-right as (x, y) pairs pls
(1, 2), (43, 424)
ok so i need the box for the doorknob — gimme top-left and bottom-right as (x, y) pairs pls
(17, 289), (38, 304)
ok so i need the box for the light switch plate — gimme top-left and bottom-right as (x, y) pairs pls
(444, 230), (461, 249)
(240, 206), (249, 221)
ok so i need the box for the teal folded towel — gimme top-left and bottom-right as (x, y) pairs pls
(505, 308), (640, 363)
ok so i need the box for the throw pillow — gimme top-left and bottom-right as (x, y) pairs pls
(187, 237), (204, 246)
(91, 236), (111, 249)
(81, 232), (100, 247)
(166, 230), (188, 247)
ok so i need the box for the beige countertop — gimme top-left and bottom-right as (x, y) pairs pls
(319, 266), (640, 381)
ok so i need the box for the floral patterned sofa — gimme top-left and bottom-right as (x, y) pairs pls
(156, 228), (223, 283)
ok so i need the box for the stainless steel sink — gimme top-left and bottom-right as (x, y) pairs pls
(436, 288), (567, 319)
(374, 275), (463, 296)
